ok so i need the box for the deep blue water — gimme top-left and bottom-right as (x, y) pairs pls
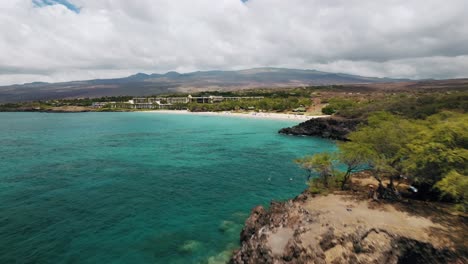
(0, 112), (336, 264)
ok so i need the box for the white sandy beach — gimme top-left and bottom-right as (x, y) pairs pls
(140, 110), (329, 121)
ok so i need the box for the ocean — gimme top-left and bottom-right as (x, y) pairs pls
(0, 112), (336, 263)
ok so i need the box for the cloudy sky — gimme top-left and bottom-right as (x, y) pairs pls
(1, 0), (468, 85)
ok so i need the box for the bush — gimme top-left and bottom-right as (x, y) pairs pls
(324, 98), (358, 116)
(321, 105), (336, 115)
(435, 171), (468, 212)
(306, 172), (345, 194)
(307, 179), (330, 195)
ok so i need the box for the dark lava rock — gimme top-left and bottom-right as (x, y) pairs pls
(278, 117), (363, 140)
(239, 205), (267, 243)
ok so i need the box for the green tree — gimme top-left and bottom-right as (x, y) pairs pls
(321, 105), (336, 115)
(348, 113), (419, 185)
(435, 170), (468, 212)
(341, 111), (467, 202)
(341, 112), (423, 199)
(295, 152), (335, 188)
(337, 142), (373, 190)
(402, 112), (468, 187)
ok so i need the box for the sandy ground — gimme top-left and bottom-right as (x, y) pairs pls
(140, 110), (329, 121)
(300, 195), (447, 247)
(263, 194), (460, 263)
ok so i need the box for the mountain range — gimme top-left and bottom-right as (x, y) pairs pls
(0, 68), (407, 103)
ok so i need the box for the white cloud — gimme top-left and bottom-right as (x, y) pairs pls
(0, 0), (467, 85)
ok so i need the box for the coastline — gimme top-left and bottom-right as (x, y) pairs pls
(139, 110), (330, 121)
(230, 182), (467, 263)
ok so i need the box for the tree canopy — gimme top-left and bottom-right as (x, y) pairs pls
(297, 110), (468, 210)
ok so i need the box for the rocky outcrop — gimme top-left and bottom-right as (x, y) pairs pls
(230, 193), (466, 264)
(278, 118), (362, 140)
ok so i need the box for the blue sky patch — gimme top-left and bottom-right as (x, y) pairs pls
(33, 0), (80, 13)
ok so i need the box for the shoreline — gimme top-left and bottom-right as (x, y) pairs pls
(139, 110), (330, 121)
(230, 174), (467, 263)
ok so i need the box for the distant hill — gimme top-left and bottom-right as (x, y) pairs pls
(0, 67), (408, 103)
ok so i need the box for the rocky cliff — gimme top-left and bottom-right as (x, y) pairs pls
(230, 192), (466, 264)
(278, 118), (362, 141)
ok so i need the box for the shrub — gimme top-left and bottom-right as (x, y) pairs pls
(435, 170), (468, 212)
(321, 105), (336, 115)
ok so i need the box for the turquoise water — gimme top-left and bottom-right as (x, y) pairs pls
(0, 112), (336, 263)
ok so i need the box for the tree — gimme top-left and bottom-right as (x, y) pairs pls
(435, 170), (468, 212)
(321, 105), (336, 115)
(342, 112), (422, 199)
(349, 113), (417, 181)
(402, 112), (468, 188)
(297, 110), (467, 203)
(337, 142), (373, 190)
(295, 152), (335, 188)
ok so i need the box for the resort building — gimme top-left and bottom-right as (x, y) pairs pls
(167, 97), (190, 104)
(102, 95), (264, 109)
(91, 102), (116, 108)
(188, 95), (264, 104)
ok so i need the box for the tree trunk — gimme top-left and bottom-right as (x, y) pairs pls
(374, 173), (401, 201)
(341, 170), (351, 190)
(389, 175), (395, 188)
(322, 171), (330, 188)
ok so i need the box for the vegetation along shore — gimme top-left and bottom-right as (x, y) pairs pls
(1, 77), (467, 263)
(232, 83), (467, 263)
(5, 1), (468, 262)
